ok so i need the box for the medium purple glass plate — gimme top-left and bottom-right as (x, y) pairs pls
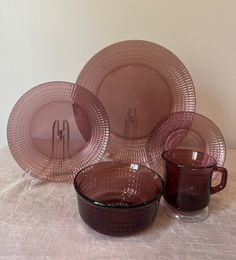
(76, 40), (196, 163)
(7, 82), (109, 182)
(146, 112), (226, 178)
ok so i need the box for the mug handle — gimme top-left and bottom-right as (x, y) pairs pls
(211, 166), (228, 194)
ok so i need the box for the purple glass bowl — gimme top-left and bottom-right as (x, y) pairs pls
(74, 161), (164, 236)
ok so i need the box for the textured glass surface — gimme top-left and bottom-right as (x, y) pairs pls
(76, 40), (196, 163)
(74, 161), (164, 236)
(147, 112), (226, 178)
(7, 82), (109, 182)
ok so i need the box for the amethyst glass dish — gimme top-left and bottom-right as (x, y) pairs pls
(76, 40), (196, 163)
(7, 82), (109, 182)
(74, 161), (164, 236)
(162, 149), (227, 222)
(147, 112), (226, 178)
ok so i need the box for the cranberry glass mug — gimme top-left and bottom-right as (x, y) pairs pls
(162, 149), (227, 222)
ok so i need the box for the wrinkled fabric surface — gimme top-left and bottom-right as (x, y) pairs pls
(0, 147), (236, 260)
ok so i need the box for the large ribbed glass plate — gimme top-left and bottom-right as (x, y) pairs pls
(7, 82), (109, 182)
(76, 40), (196, 163)
(146, 112), (226, 178)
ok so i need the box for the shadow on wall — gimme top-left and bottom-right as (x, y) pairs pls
(196, 85), (229, 147)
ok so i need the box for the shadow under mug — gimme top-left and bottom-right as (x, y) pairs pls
(162, 149), (227, 222)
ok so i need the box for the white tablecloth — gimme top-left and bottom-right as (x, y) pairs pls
(0, 147), (236, 260)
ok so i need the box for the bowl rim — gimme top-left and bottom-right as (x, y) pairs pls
(73, 161), (164, 209)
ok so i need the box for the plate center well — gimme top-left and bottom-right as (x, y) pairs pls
(97, 65), (172, 140)
(30, 101), (91, 159)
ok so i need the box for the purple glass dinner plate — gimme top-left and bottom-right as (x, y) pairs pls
(7, 81), (109, 182)
(146, 112), (226, 178)
(76, 40), (196, 163)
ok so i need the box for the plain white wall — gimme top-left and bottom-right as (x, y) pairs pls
(1, 0), (236, 148)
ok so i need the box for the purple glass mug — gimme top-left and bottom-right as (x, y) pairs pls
(162, 149), (227, 222)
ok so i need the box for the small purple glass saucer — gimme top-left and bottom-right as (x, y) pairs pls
(146, 112), (226, 178)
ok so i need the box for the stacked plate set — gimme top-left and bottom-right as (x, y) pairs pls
(7, 40), (227, 236)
